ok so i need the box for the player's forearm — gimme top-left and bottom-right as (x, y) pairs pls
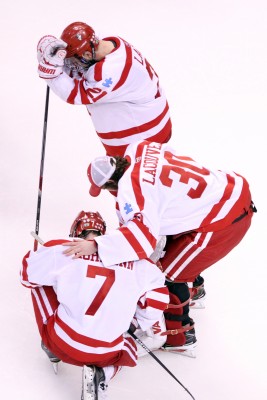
(95, 226), (155, 266)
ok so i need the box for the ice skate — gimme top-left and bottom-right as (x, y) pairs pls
(81, 365), (108, 400)
(161, 328), (197, 358)
(190, 276), (206, 309)
(41, 341), (60, 374)
(190, 284), (206, 309)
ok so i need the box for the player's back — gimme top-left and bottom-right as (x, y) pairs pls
(23, 242), (165, 345)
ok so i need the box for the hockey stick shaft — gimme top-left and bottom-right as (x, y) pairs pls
(128, 331), (195, 400)
(34, 86), (50, 251)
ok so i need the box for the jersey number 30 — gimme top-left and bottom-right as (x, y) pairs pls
(159, 151), (210, 199)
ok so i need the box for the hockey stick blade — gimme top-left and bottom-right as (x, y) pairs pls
(128, 330), (195, 400)
(31, 231), (44, 245)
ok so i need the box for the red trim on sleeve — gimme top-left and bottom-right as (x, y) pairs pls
(79, 79), (91, 103)
(145, 297), (168, 311)
(67, 79), (80, 104)
(132, 218), (157, 249)
(119, 226), (147, 258)
(153, 286), (169, 295)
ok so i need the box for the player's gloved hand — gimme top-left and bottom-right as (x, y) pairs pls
(37, 35), (67, 79)
(128, 316), (139, 334)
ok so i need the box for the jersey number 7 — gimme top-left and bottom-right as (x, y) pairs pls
(85, 266), (115, 316)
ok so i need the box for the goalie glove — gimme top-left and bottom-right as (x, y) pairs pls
(37, 35), (67, 79)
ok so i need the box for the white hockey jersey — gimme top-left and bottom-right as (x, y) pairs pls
(20, 239), (169, 358)
(48, 37), (171, 156)
(95, 140), (252, 266)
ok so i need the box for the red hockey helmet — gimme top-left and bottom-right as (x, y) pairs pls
(60, 22), (99, 58)
(69, 211), (106, 237)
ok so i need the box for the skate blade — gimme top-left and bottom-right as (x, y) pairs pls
(51, 361), (59, 374)
(161, 347), (197, 358)
(82, 366), (96, 400)
(190, 299), (205, 309)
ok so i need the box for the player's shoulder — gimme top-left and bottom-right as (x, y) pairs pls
(43, 239), (70, 248)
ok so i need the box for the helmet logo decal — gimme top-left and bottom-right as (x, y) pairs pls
(76, 33), (83, 40)
(102, 78), (113, 88)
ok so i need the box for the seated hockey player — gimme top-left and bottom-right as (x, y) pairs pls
(62, 140), (256, 358)
(20, 210), (169, 400)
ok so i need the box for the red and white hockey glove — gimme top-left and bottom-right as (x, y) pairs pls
(37, 35), (67, 79)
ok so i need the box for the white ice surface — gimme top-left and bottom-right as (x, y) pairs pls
(1, 1), (267, 399)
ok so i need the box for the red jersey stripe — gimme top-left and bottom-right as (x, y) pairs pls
(132, 218), (157, 248)
(152, 287), (170, 295)
(112, 40), (133, 91)
(166, 232), (209, 278)
(35, 287), (51, 320)
(21, 251), (31, 282)
(102, 119), (172, 157)
(119, 226), (147, 258)
(199, 174), (235, 228)
(94, 59), (104, 81)
(145, 298), (168, 311)
(97, 102), (170, 140)
(131, 141), (146, 210)
(44, 239), (70, 247)
(55, 313), (123, 348)
(79, 79), (90, 103)
(67, 79), (80, 104)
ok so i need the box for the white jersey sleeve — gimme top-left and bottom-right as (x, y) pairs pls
(135, 287), (169, 331)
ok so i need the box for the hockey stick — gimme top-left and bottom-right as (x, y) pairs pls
(31, 231), (44, 245)
(33, 86), (50, 251)
(128, 330), (195, 400)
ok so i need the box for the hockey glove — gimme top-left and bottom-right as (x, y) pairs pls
(128, 316), (139, 334)
(37, 35), (67, 79)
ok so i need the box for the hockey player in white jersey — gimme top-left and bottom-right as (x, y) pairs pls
(37, 22), (172, 157)
(62, 140), (256, 356)
(21, 211), (169, 399)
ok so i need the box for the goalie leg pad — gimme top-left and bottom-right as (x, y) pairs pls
(164, 282), (194, 347)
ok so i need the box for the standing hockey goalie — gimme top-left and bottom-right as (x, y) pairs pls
(63, 140), (256, 357)
(37, 22), (172, 157)
(20, 211), (169, 400)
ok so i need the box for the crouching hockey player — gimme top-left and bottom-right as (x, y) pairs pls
(20, 211), (169, 399)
